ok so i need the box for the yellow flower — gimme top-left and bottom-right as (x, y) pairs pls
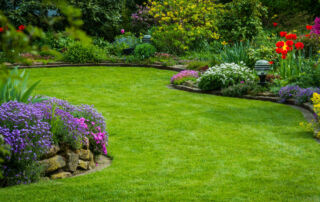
(221, 41), (228, 45)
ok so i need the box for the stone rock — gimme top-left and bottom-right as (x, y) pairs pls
(83, 137), (90, 149)
(51, 172), (72, 180)
(67, 151), (79, 172)
(79, 149), (90, 160)
(78, 160), (89, 170)
(88, 152), (95, 170)
(43, 145), (60, 159)
(40, 155), (66, 173)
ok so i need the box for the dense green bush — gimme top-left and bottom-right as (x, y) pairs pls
(221, 81), (257, 97)
(186, 61), (209, 71)
(3, 0), (122, 41)
(63, 42), (106, 63)
(134, 43), (156, 59)
(217, 0), (267, 43)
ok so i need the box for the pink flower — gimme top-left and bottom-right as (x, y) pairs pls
(121, 29), (125, 34)
(240, 81), (244, 84)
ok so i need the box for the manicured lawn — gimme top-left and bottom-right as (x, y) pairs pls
(1, 66), (320, 201)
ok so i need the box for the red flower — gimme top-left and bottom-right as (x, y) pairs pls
(280, 31), (287, 37)
(282, 49), (288, 55)
(287, 46), (293, 52)
(306, 25), (313, 30)
(305, 34), (310, 38)
(286, 33), (297, 40)
(276, 47), (282, 54)
(269, 61), (274, 65)
(295, 42), (304, 50)
(286, 40), (294, 46)
(282, 54), (287, 59)
(0, 27), (3, 32)
(276, 41), (284, 48)
(273, 22), (278, 27)
(18, 25), (25, 31)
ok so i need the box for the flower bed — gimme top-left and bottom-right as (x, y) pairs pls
(0, 98), (108, 186)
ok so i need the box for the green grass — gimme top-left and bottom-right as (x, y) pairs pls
(1, 66), (320, 201)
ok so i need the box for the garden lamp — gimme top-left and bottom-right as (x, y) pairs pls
(255, 60), (271, 86)
(142, 35), (152, 44)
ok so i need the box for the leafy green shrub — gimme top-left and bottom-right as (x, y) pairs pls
(134, 43), (156, 59)
(0, 67), (43, 105)
(198, 62), (255, 91)
(218, 0), (267, 43)
(300, 34), (320, 58)
(92, 37), (113, 54)
(63, 42), (106, 63)
(221, 81), (257, 97)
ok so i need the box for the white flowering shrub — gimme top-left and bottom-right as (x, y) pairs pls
(198, 62), (255, 90)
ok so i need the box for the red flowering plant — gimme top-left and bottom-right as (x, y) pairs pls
(274, 33), (305, 79)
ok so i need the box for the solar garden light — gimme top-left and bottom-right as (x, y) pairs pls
(142, 35), (152, 44)
(255, 60), (271, 86)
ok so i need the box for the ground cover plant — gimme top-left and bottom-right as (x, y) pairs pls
(1, 66), (320, 201)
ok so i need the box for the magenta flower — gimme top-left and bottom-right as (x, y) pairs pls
(121, 29), (125, 34)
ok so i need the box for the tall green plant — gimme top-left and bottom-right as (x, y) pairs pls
(0, 67), (43, 104)
(220, 41), (254, 68)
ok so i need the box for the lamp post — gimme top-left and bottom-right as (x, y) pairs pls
(142, 35), (152, 44)
(255, 60), (271, 86)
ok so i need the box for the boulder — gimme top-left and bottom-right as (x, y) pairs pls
(67, 151), (79, 172)
(78, 160), (89, 170)
(88, 152), (95, 170)
(79, 149), (90, 160)
(40, 155), (66, 173)
(51, 172), (72, 179)
(43, 145), (60, 159)
(83, 137), (90, 149)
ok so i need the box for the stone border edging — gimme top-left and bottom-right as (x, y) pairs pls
(10, 62), (186, 72)
(169, 84), (316, 123)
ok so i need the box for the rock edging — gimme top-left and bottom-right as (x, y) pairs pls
(39, 144), (111, 180)
(9, 62), (186, 72)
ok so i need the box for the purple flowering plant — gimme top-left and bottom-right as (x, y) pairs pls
(171, 70), (199, 85)
(0, 98), (108, 186)
(279, 85), (320, 104)
(311, 17), (320, 35)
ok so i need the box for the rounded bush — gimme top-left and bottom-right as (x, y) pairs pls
(63, 42), (106, 63)
(134, 43), (156, 59)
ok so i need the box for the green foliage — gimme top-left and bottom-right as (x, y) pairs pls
(300, 34), (320, 58)
(221, 81), (257, 97)
(218, 0), (267, 42)
(0, 135), (10, 179)
(220, 41), (254, 68)
(63, 42), (106, 63)
(287, 64), (320, 88)
(134, 43), (156, 60)
(0, 68), (43, 105)
(93, 37), (113, 54)
(3, 0), (122, 41)
(186, 61), (209, 70)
